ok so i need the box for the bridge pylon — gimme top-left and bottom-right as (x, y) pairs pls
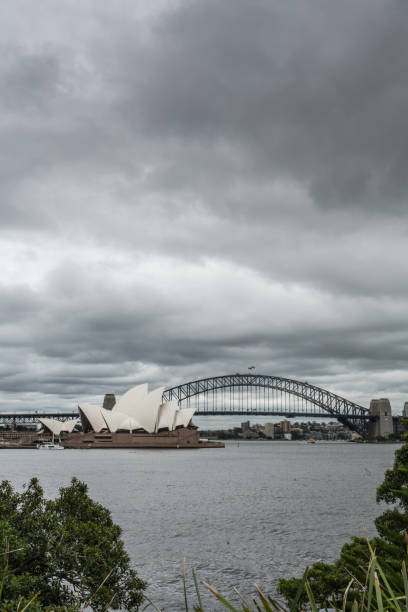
(368, 399), (393, 439)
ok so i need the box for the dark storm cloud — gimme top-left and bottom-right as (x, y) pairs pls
(1, 47), (60, 110)
(0, 0), (407, 412)
(107, 0), (408, 211)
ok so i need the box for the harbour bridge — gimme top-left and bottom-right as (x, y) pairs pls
(162, 374), (371, 436)
(0, 374), (374, 436)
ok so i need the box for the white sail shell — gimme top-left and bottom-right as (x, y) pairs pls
(61, 418), (80, 433)
(135, 387), (164, 433)
(39, 417), (79, 436)
(114, 383), (148, 417)
(156, 400), (178, 431)
(118, 415), (143, 432)
(100, 408), (124, 433)
(78, 404), (106, 433)
(174, 408), (195, 428)
(112, 384), (163, 433)
(101, 408), (142, 433)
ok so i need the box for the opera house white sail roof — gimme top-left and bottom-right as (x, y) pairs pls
(39, 417), (79, 436)
(77, 384), (195, 434)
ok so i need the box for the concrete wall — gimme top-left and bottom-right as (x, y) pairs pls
(62, 427), (201, 448)
(369, 398), (393, 439)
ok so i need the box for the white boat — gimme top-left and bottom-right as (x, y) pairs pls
(37, 433), (64, 450)
(37, 442), (64, 450)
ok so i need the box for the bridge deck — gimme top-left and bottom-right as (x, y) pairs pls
(0, 412), (78, 424)
(0, 410), (375, 425)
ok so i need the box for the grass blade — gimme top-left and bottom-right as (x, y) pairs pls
(141, 593), (163, 611)
(289, 567), (309, 612)
(374, 572), (384, 612)
(402, 560), (408, 610)
(366, 554), (377, 611)
(233, 586), (252, 611)
(18, 593), (39, 612)
(304, 580), (318, 612)
(255, 583), (273, 611)
(203, 581), (241, 612)
(342, 577), (355, 612)
(183, 558), (189, 612)
(375, 560), (402, 610)
(192, 568), (203, 611)
(82, 567), (113, 609)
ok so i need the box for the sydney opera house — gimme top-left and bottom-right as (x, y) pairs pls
(39, 384), (221, 448)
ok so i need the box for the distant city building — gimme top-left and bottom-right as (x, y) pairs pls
(280, 420), (290, 433)
(241, 421), (250, 433)
(243, 430), (258, 439)
(403, 402), (408, 418)
(264, 423), (275, 438)
(327, 422), (342, 430)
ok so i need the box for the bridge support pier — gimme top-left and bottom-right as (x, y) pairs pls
(368, 398), (393, 439)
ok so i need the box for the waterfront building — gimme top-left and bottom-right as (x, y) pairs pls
(37, 389), (183, 438)
(36, 384), (221, 449)
(241, 421), (250, 433)
(280, 420), (290, 433)
(78, 384), (195, 434)
(263, 423), (275, 438)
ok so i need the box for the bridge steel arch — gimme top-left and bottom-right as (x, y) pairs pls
(162, 374), (371, 437)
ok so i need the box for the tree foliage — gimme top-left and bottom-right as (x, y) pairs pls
(0, 477), (145, 610)
(278, 422), (408, 607)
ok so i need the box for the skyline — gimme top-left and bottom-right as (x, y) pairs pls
(1, 0), (408, 412)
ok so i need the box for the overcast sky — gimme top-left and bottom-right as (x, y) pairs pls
(0, 0), (407, 414)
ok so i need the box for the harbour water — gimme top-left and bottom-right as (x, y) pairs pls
(0, 441), (398, 609)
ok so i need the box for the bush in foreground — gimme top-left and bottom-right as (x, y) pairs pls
(0, 477), (145, 610)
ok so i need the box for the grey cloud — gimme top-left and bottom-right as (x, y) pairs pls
(0, 257), (408, 410)
(107, 0), (408, 211)
(0, 0), (407, 414)
(0, 47), (60, 110)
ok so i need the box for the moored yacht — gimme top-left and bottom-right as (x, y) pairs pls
(37, 433), (64, 450)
